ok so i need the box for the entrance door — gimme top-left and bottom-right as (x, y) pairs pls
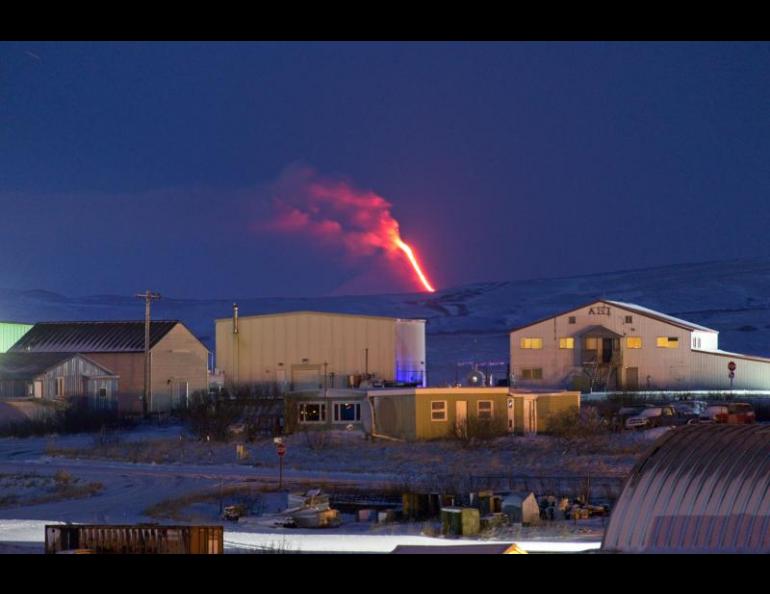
(626, 367), (639, 390)
(455, 401), (468, 438)
(522, 396), (537, 435)
(602, 338), (614, 363)
(34, 381), (43, 399)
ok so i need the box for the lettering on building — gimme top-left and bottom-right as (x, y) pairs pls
(588, 306), (611, 316)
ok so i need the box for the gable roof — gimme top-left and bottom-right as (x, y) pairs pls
(0, 352), (115, 379)
(509, 299), (718, 334)
(8, 321), (181, 353)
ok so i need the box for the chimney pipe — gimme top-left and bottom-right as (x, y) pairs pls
(233, 303), (239, 334)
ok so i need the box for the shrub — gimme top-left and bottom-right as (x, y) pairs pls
(546, 406), (610, 453)
(0, 403), (135, 438)
(451, 414), (508, 447)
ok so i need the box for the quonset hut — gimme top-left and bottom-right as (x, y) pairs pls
(602, 424), (770, 553)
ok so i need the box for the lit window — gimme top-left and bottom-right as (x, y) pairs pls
(626, 337), (642, 349)
(299, 402), (326, 423)
(477, 400), (494, 420)
(520, 337), (543, 349)
(431, 401), (447, 421)
(584, 337), (598, 350)
(559, 337), (574, 349)
(333, 402), (360, 422)
(657, 337), (679, 349)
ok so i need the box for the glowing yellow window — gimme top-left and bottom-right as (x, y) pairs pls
(559, 337), (574, 349)
(520, 337), (543, 349)
(656, 337), (679, 348)
(626, 337), (642, 349)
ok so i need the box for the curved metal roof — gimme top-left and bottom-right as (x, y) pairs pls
(602, 424), (770, 553)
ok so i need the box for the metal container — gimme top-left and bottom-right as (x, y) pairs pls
(45, 524), (223, 555)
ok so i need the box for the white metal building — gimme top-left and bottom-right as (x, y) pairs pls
(215, 309), (427, 390)
(509, 299), (770, 391)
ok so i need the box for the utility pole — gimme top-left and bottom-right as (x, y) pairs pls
(135, 290), (161, 418)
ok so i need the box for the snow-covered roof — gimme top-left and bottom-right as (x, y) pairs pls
(509, 299), (718, 334)
(604, 301), (718, 333)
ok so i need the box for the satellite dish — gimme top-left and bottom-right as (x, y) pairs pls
(466, 368), (486, 387)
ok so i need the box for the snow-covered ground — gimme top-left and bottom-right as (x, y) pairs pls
(5, 258), (770, 384)
(0, 424), (628, 553)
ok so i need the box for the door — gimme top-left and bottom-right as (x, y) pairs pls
(626, 367), (639, 390)
(34, 381), (43, 399)
(602, 338), (614, 363)
(292, 365), (322, 391)
(455, 401), (468, 438)
(523, 396), (537, 435)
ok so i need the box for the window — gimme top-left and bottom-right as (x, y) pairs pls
(55, 377), (64, 397)
(333, 402), (360, 423)
(624, 315), (633, 324)
(626, 337), (642, 349)
(98, 388), (108, 398)
(657, 337), (679, 348)
(520, 368), (543, 380)
(26, 383), (34, 397)
(568, 316), (576, 324)
(559, 337), (575, 349)
(692, 336), (702, 349)
(431, 401), (447, 421)
(520, 337), (543, 349)
(477, 400), (494, 420)
(584, 337), (598, 350)
(299, 402), (326, 423)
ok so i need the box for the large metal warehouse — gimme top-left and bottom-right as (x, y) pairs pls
(602, 424), (770, 553)
(9, 321), (209, 413)
(510, 299), (770, 391)
(215, 309), (426, 390)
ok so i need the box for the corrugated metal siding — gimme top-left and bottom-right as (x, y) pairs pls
(216, 312), (421, 387)
(0, 322), (33, 353)
(602, 424), (770, 553)
(10, 321), (179, 353)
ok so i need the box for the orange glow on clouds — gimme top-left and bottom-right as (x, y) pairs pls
(264, 166), (437, 293)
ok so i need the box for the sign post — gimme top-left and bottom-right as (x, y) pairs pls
(274, 437), (286, 489)
(728, 361), (736, 390)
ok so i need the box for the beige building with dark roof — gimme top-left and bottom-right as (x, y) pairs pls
(10, 321), (208, 413)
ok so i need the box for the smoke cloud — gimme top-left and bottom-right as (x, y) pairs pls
(261, 165), (435, 293)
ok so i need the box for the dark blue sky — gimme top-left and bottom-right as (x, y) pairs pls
(2, 42), (769, 298)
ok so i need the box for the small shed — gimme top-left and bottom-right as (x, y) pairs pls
(502, 492), (541, 525)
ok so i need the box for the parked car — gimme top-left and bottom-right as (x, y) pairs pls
(625, 405), (689, 430)
(693, 402), (756, 425)
(672, 400), (708, 420)
(609, 405), (654, 432)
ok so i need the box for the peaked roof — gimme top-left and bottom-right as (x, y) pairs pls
(0, 352), (115, 379)
(9, 321), (180, 353)
(509, 299), (718, 334)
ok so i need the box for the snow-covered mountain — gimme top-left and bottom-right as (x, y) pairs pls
(3, 258), (770, 385)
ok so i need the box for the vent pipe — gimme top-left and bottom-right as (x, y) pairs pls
(233, 303), (239, 334)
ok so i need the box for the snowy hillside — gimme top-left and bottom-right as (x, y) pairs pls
(3, 258), (770, 385)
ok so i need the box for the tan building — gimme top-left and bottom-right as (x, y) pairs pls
(367, 387), (580, 440)
(215, 309), (427, 390)
(510, 299), (770, 391)
(9, 321), (209, 413)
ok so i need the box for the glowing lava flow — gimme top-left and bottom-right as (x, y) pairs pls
(395, 238), (436, 293)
